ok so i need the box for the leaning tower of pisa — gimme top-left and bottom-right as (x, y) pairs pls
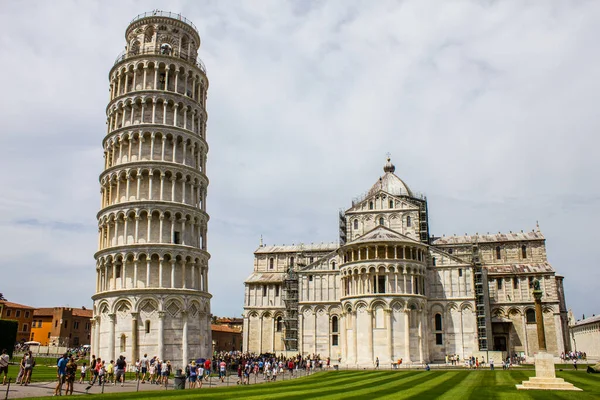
(92, 11), (211, 368)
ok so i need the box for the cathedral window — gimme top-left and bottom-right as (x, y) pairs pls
(275, 285), (280, 297)
(406, 216), (411, 227)
(521, 245), (527, 259)
(145, 320), (151, 334)
(496, 246), (501, 260)
(309, 257), (314, 264)
(389, 200), (394, 208)
(353, 219), (358, 230)
(448, 248), (453, 254)
(377, 275), (386, 294)
(434, 313), (443, 345)
(331, 261), (336, 270)
(379, 217), (384, 226)
(120, 334), (126, 352)
(269, 258), (274, 269)
(290, 256), (294, 267)
(331, 316), (339, 333)
(435, 313), (442, 331)
(459, 268), (463, 277)
(526, 309), (536, 323)
(513, 277), (519, 289)
(369, 201), (374, 210)
(262, 286), (267, 297)
(497, 278), (503, 290)
(308, 275), (313, 282)
(432, 257), (436, 266)
(276, 317), (283, 332)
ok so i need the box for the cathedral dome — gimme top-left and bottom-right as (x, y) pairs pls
(368, 157), (413, 197)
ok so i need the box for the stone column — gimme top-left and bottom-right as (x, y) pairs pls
(157, 311), (165, 360)
(298, 313), (304, 355)
(340, 313), (347, 362)
(533, 288), (547, 351)
(314, 311), (317, 354)
(352, 311), (358, 364)
(367, 308), (373, 365)
(258, 315), (263, 354)
(108, 313), (116, 362)
(404, 308), (411, 362)
(131, 312), (138, 363)
(182, 311), (188, 367)
(418, 309), (424, 363)
(386, 308), (393, 362)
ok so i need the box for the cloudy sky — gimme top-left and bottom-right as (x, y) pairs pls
(0, 0), (598, 321)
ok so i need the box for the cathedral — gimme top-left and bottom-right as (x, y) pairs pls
(242, 158), (570, 365)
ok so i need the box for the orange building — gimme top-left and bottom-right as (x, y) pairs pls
(31, 307), (93, 347)
(211, 324), (242, 353)
(0, 301), (35, 343)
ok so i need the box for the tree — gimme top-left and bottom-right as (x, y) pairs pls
(0, 293), (6, 301)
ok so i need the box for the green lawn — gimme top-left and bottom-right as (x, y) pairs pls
(17, 369), (600, 400)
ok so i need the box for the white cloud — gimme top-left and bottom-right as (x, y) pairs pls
(0, 0), (598, 321)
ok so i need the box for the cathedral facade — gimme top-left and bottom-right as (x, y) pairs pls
(243, 158), (569, 365)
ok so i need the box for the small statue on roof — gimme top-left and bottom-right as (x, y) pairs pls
(533, 278), (541, 291)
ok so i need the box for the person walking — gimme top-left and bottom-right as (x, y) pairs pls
(0, 349), (9, 385)
(89, 355), (98, 385)
(115, 356), (126, 387)
(188, 361), (197, 388)
(79, 362), (87, 384)
(140, 354), (149, 383)
(54, 353), (69, 396)
(490, 358), (494, 371)
(65, 356), (77, 396)
(375, 357), (380, 369)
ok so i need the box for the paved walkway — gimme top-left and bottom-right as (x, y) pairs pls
(1, 370), (312, 399)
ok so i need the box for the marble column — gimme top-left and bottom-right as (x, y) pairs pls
(157, 311), (165, 360)
(404, 308), (411, 362)
(352, 311), (358, 364)
(182, 311), (188, 367)
(386, 309), (393, 362)
(418, 309), (424, 363)
(108, 313), (116, 362)
(131, 312), (138, 363)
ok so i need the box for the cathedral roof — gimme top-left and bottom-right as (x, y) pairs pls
(485, 262), (554, 275)
(255, 242), (338, 254)
(570, 314), (600, 327)
(432, 231), (545, 245)
(367, 157), (413, 198)
(244, 272), (283, 283)
(348, 225), (422, 245)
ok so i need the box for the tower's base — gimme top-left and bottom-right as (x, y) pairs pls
(516, 352), (581, 391)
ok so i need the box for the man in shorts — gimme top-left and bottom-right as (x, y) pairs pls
(0, 349), (9, 385)
(140, 354), (149, 383)
(115, 356), (126, 387)
(54, 353), (69, 396)
(219, 359), (226, 382)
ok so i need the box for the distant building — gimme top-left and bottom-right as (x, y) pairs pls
(211, 324), (242, 353)
(31, 307), (93, 347)
(0, 301), (34, 342)
(243, 158), (570, 365)
(568, 311), (600, 360)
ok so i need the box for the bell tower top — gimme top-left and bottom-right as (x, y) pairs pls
(118, 10), (204, 73)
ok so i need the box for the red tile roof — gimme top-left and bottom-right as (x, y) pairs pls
(211, 324), (241, 333)
(0, 301), (34, 309)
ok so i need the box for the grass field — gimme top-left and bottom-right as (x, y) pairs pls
(16, 369), (600, 400)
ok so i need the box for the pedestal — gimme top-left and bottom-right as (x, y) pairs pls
(516, 352), (581, 391)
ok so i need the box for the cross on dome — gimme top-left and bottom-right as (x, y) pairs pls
(383, 154), (395, 173)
